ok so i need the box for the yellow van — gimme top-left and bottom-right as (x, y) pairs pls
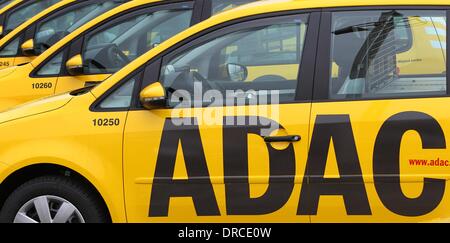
(0, 0), (128, 70)
(1, 0), (449, 223)
(0, 0), (257, 111)
(0, 0), (62, 38)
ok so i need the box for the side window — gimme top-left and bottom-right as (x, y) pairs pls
(211, 0), (257, 15)
(0, 35), (20, 56)
(4, 0), (60, 33)
(36, 51), (64, 76)
(160, 14), (309, 107)
(330, 10), (447, 99)
(99, 74), (138, 109)
(82, 8), (193, 75)
(34, 1), (123, 54)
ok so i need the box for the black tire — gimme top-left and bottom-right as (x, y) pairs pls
(0, 176), (109, 223)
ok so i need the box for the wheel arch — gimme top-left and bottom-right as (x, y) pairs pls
(0, 163), (115, 222)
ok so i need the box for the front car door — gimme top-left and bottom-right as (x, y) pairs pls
(119, 11), (319, 222)
(309, 7), (450, 222)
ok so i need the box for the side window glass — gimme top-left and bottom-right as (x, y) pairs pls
(211, 0), (257, 15)
(160, 15), (309, 107)
(36, 51), (64, 76)
(5, 0), (60, 33)
(34, 1), (123, 54)
(99, 74), (137, 109)
(0, 35), (19, 56)
(330, 10), (447, 99)
(82, 8), (192, 75)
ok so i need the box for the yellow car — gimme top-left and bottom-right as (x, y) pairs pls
(0, 0), (128, 70)
(0, 0), (62, 38)
(1, 0), (450, 223)
(0, 0), (256, 111)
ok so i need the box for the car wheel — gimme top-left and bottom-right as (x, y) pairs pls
(0, 176), (108, 223)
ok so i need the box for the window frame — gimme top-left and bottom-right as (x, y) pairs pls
(80, 1), (196, 75)
(0, 0), (120, 58)
(89, 9), (321, 112)
(30, 0), (198, 78)
(313, 6), (450, 102)
(2, 0), (60, 34)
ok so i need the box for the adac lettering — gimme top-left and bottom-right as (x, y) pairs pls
(149, 112), (446, 217)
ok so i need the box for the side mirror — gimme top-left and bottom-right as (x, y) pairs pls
(140, 82), (166, 110)
(66, 54), (83, 76)
(21, 39), (36, 56)
(227, 63), (248, 82)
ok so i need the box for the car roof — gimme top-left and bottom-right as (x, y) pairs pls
(0, 0), (75, 47)
(93, 0), (449, 96)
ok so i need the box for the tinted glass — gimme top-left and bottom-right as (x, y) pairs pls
(34, 0), (124, 54)
(330, 10), (447, 99)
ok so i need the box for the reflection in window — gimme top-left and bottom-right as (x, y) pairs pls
(0, 0), (13, 10)
(330, 10), (447, 99)
(0, 36), (19, 56)
(211, 0), (257, 15)
(100, 77), (136, 109)
(34, 0), (123, 54)
(160, 15), (309, 107)
(37, 51), (63, 76)
(83, 8), (192, 74)
(5, 0), (60, 33)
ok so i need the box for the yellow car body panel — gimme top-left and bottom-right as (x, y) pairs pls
(0, 92), (128, 222)
(1, 0), (450, 223)
(0, 0), (159, 110)
(0, 0), (22, 16)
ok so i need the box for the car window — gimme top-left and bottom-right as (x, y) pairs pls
(329, 10), (447, 99)
(34, 0), (124, 55)
(211, 0), (257, 15)
(160, 14), (309, 108)
(0, 0), (13, 10)
(4, 0), (60, 33)
(0, 34), (19, 56)
(82, 7), (193, 74)
(36, 51), (64, 76)
(99, 74), (137, 109)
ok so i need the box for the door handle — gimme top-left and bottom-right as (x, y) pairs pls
(264, 135), (301, 143)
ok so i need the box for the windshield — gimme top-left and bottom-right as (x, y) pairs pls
(34, 0), (125, 54)
(4, 0), (60, 33)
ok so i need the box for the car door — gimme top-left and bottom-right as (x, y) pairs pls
(118, 12), (319, 222)
(308, 8), (450, 222)
(54, 1), (197, 95)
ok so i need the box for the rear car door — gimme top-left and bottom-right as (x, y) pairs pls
(308, 7), (450, 222)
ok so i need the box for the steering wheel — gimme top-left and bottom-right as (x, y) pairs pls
(105, 44), (130, 69)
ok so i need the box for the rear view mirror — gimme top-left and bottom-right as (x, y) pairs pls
(140, 82), (166, 110)
(21, 39), (36, 56)
(227, 63), (248, 82)
(66, 54), (84, 76)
